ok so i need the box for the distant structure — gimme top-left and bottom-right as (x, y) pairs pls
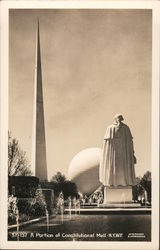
(32, 19), (48, 181)
(68, 148), (101, 195)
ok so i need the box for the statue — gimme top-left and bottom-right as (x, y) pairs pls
(99, 114), (137, 187)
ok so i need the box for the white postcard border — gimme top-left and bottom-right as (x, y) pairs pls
(0, 1), (159, 249)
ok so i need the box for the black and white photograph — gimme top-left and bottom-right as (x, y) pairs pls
(0, 1), (159, 250)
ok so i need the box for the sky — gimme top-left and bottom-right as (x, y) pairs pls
(9, 9), (152, 180)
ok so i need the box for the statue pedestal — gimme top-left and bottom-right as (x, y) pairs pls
(104, 186), (132, 203)
(101, 186), (141, 208)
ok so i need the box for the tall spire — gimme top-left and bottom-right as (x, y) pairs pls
(32, 18), (48, 181)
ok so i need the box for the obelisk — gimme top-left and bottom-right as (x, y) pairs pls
(32, 19), (48, 181)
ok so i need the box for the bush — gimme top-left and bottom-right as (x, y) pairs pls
(8, 212), (16, 225)
(8, 187), (47, 225)
(8, 195), (18, 225)
(17, 199), (31, 215)
(17, 197), (46, 218)
(19, 214), (30, 223)
(8, 212), (31, 225)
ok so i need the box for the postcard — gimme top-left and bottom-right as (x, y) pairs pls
(0, 1), (159, 249)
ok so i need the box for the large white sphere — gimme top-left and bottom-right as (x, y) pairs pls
(68, 148), (101, 195)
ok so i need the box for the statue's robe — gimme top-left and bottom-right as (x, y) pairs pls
(99, 122), (136, 186)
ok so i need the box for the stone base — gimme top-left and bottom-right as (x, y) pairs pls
(104, 186), (132, 204)
(99, 202), (141, 208)
(102, 186), (141, 208)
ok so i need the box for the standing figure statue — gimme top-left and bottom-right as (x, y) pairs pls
(99, 114), (137, 187)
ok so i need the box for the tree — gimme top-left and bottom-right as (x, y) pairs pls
(62, 181), (79, 199)
(8, 132), (32, 176)
(140, 171), (151, 203)
(132, 172), (152, 203)
(141, 171), (151, 182)
(132, 176), (143, 201)
(50, 172), (79, 199)
(51, 171), (66, 184)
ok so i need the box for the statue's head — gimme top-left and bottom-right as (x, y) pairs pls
(114, 114), (124, 123)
